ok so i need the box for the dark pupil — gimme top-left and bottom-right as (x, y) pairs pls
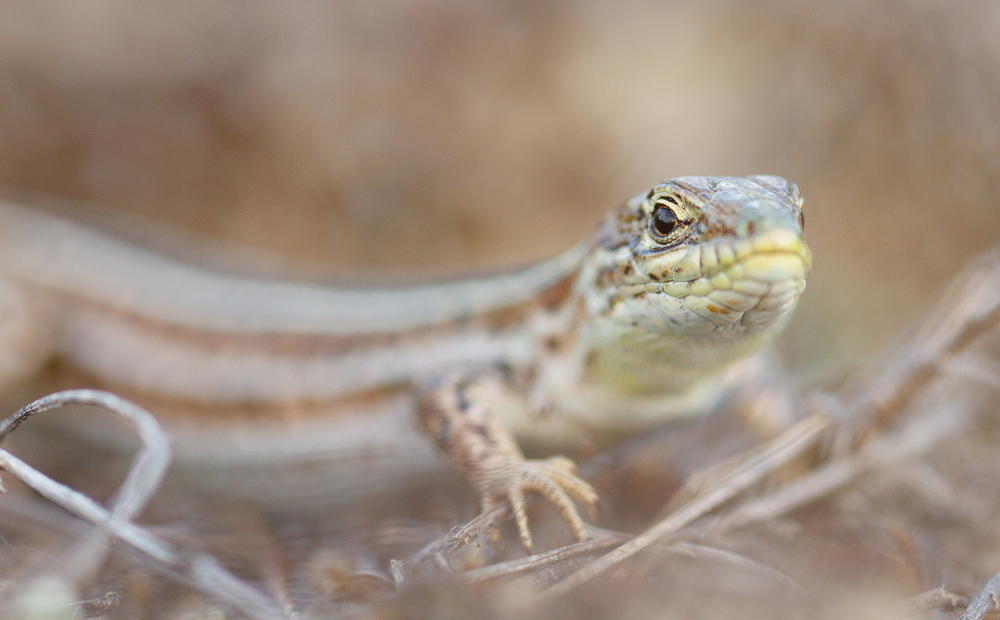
(652, 207), (678, 236)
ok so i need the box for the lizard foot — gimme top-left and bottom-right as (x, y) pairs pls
(476, 455), (598, 551)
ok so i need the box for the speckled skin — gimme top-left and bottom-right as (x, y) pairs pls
(416, 176), (809, 549)
(0, 178), (806, 540)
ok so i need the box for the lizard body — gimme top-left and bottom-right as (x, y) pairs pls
(0, 176), (809, 546)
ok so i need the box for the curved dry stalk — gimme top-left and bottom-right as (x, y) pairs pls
(3, 390), (172, 585)
(0, 390), (288, 620)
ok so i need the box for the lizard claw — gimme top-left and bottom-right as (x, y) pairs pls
(479, 455), (598, 551)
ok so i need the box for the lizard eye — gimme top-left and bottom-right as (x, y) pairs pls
(651, 206), (678, 238)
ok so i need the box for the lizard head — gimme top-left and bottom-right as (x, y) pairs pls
(579, 175), (809, 394)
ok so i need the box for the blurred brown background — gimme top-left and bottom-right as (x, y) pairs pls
(3, 0), (1000, 381)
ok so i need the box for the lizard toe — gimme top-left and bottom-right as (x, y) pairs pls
(500, 481), (533, 551)
(540, 456), (599, 505)
(482, 457), (596, 550)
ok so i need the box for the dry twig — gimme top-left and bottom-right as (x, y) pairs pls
(463, 533), (624, 584)
(834, 246), (1000, 451)
(541, 413), (829, 598)
(1, 390), (172, 588)
(0, 390), (288, 620)
(710, 391), (965, 532)
(62, 591), (121, 618)
(960, 572), (1000, 620)
(898, 586), (969, 616)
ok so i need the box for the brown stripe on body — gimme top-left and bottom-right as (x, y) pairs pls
(45, 271), (578, 357)
(31, 271), (579, 408)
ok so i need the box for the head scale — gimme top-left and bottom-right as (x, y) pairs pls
(580, 175), (810, 395)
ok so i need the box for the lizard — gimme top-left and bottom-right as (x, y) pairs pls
(0, 175), (809, 550)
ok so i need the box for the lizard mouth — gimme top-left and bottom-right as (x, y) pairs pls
(622, 228), (810, 327)
(695, 229), (810, 317)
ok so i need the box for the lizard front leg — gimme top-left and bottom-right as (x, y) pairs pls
(416, 366), (597, 550)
